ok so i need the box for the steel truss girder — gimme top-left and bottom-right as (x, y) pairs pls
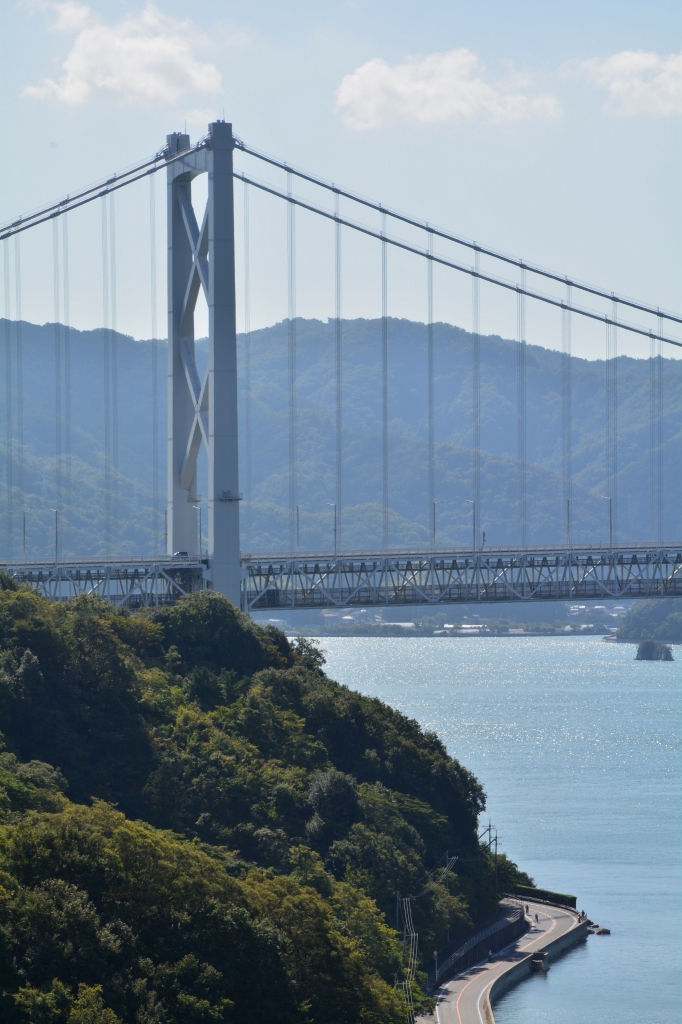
(240, 546), (682, 611)
(4, 559), (206, 608)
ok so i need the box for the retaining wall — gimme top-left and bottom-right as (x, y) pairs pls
(481, 915), (588, 1024)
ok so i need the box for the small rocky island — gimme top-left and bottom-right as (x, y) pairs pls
(636, 640), (674, 661)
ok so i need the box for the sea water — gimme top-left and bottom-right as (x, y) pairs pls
(317, 636), (681, 1024)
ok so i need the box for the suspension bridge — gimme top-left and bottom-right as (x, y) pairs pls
(1, 120), (680, 610)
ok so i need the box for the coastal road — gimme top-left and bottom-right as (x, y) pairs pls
(419, 901), (584, 1024)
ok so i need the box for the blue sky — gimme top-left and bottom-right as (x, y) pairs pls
(2, 0), (681, 356)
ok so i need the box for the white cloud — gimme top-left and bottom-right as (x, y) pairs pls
(50, 1), (90, 33)
(24, 3), (222, 105)
(573, 49), (682, 116)
(335, 49), (560, 129)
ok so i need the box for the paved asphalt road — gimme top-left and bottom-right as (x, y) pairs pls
(418, 901), (582, 1024)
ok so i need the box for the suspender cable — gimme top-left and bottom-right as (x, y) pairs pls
(381, 211), (389, 553)
(3, 240), (12, 559)
(14, 236), (23, 533)
(517, 268), (527, 550)
(651, 316), (663, 545)
(562, 284), (572, 547)
(109, 193), (119, 543)
(243, 180), (252, 553)
(52, 220), (62, 544)
(427, 229), (435, 549)
(335, 190), (343, 551)
(287, 171), (297, 552)
(149, 174), (159, 554)
(472, 249), (480, 550)
(101, 197), (111, 557)
(606, 299), (618, 545)
(62, 213), (71, 556)
(657, 315), (663, 545)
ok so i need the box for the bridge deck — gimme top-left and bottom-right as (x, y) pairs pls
(3, 544), (681, 610)
(241, 544), (682, 611)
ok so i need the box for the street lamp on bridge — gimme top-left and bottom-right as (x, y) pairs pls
(48, 509), (59, 566)
(326, 502), (337, 562)
(601, 496), (613, 551)
(465, 500), (476, 555)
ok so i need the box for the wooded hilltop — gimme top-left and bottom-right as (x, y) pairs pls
(0, 574), (531, 1024)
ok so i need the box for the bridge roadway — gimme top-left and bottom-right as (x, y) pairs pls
(419, 900), (585, 1024)
(3, 543), (681, 608)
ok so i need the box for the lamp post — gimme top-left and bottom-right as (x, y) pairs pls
(192, 505), (202, 557)
(326, 502), (337, 562)
(23, 509), (28, 564)
(465, 499), (476, 554)
(432, 500), (442, 550)
(49, 509), (59, 566)
(566, 498), (572, 550)
(601, 496), (613, 551)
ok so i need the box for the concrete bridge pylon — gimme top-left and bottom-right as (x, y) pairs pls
(166, 121), (241, 605)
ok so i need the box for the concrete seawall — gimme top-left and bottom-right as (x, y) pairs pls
(481, 914), (588, 1023)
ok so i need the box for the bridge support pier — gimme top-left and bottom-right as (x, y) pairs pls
(166, 122), (241, 605)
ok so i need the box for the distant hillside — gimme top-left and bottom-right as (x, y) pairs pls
(1, 317), (680, 558)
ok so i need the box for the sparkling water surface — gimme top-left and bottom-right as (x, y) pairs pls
(316, 636), (681, 1023)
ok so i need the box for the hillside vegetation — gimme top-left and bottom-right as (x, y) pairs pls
(616, 598), (682, 644)
(2, 317), (680, 559)
(0, 574), (530, 1023)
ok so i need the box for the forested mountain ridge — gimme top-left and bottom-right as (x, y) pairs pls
(1, 317), (679, 559)
(0, 575), (530, 1023)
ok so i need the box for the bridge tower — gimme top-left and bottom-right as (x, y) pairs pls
(166, 121), (241, 604)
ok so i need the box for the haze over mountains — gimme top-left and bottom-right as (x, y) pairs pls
(1, 317), (680, 560)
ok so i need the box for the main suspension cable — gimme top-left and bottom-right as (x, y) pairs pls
(234, 140), (682, 327)
(235, 173), (680, 349)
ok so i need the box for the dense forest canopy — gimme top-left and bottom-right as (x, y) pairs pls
(1, 316), (680, 558)
(0, 574), (531, 1023)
